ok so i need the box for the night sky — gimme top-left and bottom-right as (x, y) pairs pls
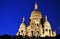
(0, 0), (60, 36)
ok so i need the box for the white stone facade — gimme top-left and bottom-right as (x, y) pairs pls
(16, 3), (56, 37)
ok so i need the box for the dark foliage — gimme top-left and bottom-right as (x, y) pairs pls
(0, 34), (60, 39)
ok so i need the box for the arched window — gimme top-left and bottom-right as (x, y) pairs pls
(21, 30), (23, 33)
(37, 24), (39, 26)
(31, 31), (33, 36)
(18, 32), (20, 36)
(37, 31), (40, 36)
(46, 29), (48, 31)
(49, 30), (51, 35)
(37, 31), (39, 34)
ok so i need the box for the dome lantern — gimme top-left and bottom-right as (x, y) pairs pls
(45, 15), (48, 21)
(35, 2), (38, 10)
(22, 17), (25, 23)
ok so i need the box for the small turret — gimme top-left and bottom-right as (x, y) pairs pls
(43, 15), (52, 37)
(16, 17), (27, 36)
(44, 15), (51, 27)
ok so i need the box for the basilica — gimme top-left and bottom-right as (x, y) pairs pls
(16, 2), (56, 37)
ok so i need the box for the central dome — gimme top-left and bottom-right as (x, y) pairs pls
(30, 3), (42, 20)
(30, 10), (42, 19)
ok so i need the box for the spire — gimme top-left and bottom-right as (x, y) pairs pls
(35, 2), (38, 10)
(22, 17), (25, 23)
(45, 15), (48, 21)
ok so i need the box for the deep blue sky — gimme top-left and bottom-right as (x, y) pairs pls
(0, 0), (60, 36)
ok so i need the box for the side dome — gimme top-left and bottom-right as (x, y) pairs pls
(44, 16), (51, 27)
(44, 21), (51, 27)
(20, 17), (26, 28)
(20, 23), (26, 28)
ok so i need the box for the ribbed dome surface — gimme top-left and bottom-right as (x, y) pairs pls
(20, 23), (26, 28)
(44, 21), (51, 27)
(30, 10), (42, 19)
